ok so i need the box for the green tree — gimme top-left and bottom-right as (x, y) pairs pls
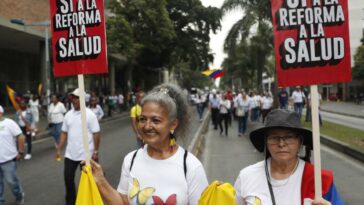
(221, 0), (273, 90)
(166, 0), (222, 71)
(107, 0), (176, 66)
(353, 45), (364, 81)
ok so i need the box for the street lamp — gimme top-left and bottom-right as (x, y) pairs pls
(10, 19), (51, 102)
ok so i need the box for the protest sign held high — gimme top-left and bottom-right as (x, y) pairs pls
(50, 0), (108, 77)
(272, 0), (351, 87)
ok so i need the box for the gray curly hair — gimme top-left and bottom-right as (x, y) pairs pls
(141, 83), (190, 139)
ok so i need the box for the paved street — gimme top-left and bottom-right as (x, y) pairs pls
(202, 117), (364, 205)
(2, 104), (364, 204)
(320, 111), (364, 131)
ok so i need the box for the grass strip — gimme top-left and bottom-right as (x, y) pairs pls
(301, 118), (364, 152)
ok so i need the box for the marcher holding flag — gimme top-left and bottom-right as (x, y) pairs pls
(56, 88), (101, 205)
(234, 109), (343, 205)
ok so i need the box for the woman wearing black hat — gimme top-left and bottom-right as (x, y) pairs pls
(234, 109), (344, 205)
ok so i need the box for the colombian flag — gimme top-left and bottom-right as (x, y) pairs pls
(201, 69), (225, 79)
(301, 162), (344, 205)
(6, 85), (21, 111)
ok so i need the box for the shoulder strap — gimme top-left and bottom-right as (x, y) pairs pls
(183, 149), (188, 179)
(129, 150), (139, 172)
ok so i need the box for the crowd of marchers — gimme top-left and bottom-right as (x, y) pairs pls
(1, 83), (338, 205)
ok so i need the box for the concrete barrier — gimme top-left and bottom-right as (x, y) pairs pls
(188, 112), (211, 156)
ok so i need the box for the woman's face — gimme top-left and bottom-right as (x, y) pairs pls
(266, 128), (302, 164)
(139, 102), (178, 148)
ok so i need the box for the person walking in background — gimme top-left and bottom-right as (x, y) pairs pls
(48, 94), (67, 151)
(306, 92), (323, 126)
(118, 92), (125, 112)
(15, 99), (34, 160)
(56, 88), (101, 205)
(28, 94), (40, 137)
(130, 91), (145, 148)
(0, 105), (26, 205)
(234, 109), (343, 205)
(261, 91), (274, 123)
(218, 94), (231, 136)
(249, 91), (259, 122)
(89, 83), (208, 205)
(89, 97), (104, 121)
(194, 92), (206, 122)
(209, 91), (220, 130)
(278, 87), (289, 109)
(291, 86), (306, 119)
(236, 92), (250, 136)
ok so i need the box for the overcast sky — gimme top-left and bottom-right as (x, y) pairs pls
(200, 0), (243, 69)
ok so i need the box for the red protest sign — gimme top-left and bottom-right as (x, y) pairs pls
(50, 0), (108, 77)
(271, 0), (352, 87)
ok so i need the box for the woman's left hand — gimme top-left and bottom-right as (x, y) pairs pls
(311, 198), (331, 205)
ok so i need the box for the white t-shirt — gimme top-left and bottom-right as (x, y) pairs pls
(61, 108), (100, 161)
(89, 105), (104, 121)
(117, 146), (208, 205)
(291, 91), (306, 103)
(48, 102), (67, 124)
(219, 99), (231, 114)
(261, 97), (273, 110)
(234, 159), (305, 205)
(0, 118), (23, 163)
(118, 94), (124, 104)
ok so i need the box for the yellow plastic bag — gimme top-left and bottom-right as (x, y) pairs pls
(76, 165), (104, 205)
(198, 180), (236, 205)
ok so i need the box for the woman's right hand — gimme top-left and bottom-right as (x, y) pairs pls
(89, 159), (105, 184)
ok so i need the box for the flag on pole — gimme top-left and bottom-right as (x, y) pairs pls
(76, 166), (104, 205)
(201, 69), (225, 79)
(6, 85), (21, 111)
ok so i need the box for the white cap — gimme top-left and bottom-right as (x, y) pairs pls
(71, 88), (85, 97)
(0, 105), (4, 113)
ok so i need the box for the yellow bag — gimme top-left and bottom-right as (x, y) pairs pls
(76, 165), (104, 205)
(198, 180), (236, 205)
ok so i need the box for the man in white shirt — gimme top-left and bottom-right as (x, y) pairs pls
(291, 86), (306, 119)
(48, 94), (67, 147)
(118, 92), (124, 113)
(0, 105), (26, 205)
(56, 89), (101, 205)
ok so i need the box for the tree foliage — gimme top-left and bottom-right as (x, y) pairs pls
(353, 44), (364, 81)
(221, 0), (273, 90)
(107, 0), (221, 89)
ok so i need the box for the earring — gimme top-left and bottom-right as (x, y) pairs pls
(169, 130), (176, 147)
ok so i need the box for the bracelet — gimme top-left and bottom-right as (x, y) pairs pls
(18, 151), (24, 156)
(93, 150), (99, 154)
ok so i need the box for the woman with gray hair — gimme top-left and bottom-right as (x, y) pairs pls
(90, 83), (208, 205)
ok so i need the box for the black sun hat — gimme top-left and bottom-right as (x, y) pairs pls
(249, 109), (313, 152)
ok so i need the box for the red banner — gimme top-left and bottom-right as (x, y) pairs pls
(50, 0), (108, 77)
(271, 0), (351, 87)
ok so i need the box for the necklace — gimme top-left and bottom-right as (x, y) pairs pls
(267, 159), (300, 187)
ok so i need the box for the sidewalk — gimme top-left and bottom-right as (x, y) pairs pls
(201, 119), (264, 184)
(320, 101), (364, 119)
